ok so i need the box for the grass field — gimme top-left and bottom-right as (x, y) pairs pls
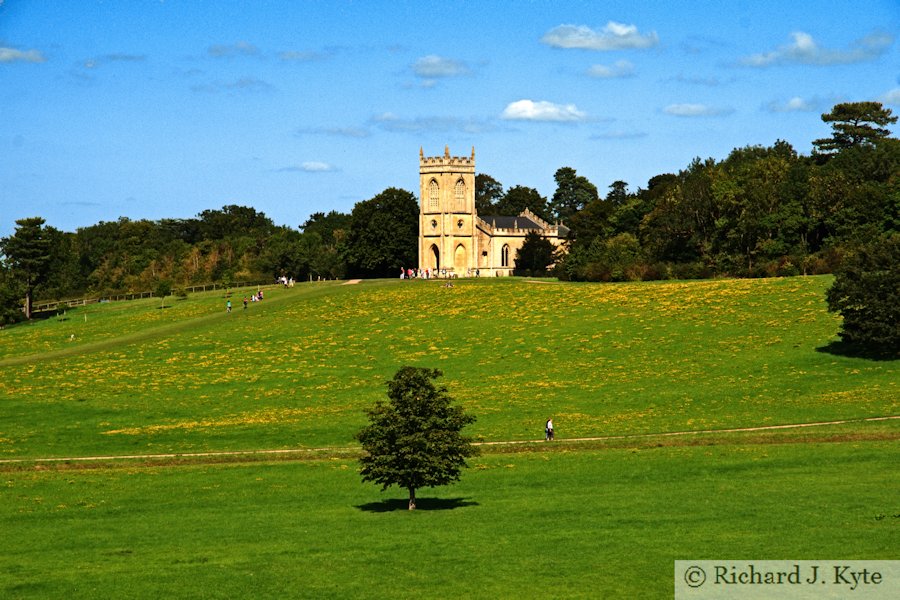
(0, 276), (896, 458)
(1, 276), (898, 598)
(3, 440), (897, 598)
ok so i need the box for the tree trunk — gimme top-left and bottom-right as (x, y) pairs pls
(408, 487), (416, 510)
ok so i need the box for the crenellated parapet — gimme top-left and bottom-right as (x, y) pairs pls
(519, 208), (555, 230)
(419, 146), (476, 173)
(477, 212), (564, 236)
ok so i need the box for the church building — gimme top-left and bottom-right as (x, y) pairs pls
(418, 146), (568, 276)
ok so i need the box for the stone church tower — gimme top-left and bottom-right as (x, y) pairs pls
(418, 145), (478, 274)
(418, 145), (568, 276)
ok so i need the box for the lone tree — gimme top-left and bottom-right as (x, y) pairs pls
(356, 367), (478, 510)
(154, 280), (172, 309)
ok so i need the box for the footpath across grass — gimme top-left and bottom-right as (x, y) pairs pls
(2, 437), (896, 599)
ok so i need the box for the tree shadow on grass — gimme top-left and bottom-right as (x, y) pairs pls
(816, 340), (898, 361)
(355, 497), (479, 513)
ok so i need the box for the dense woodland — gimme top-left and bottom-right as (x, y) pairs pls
(2, 102), (898, 344)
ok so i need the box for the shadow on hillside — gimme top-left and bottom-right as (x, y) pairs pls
(355, 497), (479, 513)
(816, 340), (898, 361)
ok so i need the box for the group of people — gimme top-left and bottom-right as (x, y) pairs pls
(245, 290), (264, 307)
(400, 267), (479, 280)
(277, 276), (295, 287)
(400, 267), (430, 279)
(226, 290), (265, 313)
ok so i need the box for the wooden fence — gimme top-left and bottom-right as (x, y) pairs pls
(30, 280), (273, 314)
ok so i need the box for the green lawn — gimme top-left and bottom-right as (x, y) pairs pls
(0, 276), (896, 459)
(1, 276), (897, 598)
(2, 438), (896, 599)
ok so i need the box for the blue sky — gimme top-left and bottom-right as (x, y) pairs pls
(1, 0), (898, 237)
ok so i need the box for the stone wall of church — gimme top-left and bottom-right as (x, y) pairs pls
(419, 147), (477, 274)
(418, 146), (566, 276)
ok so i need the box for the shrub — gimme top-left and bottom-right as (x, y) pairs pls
(825, 234), (899, 354)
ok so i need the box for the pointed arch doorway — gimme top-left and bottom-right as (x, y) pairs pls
(454, 244), (467, 271)
(429, 244), (440, 270)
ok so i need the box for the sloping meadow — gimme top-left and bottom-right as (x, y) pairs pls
(0, 276), (896, 459)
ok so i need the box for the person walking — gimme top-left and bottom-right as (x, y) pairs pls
(226, 299), (232, 313)
(545, 418), (554, 441)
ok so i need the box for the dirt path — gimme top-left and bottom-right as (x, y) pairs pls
(477, 415), (900, 445)
(1, 415), (896, 466)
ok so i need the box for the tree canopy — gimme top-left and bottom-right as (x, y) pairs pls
(549, 167), (599, 222)
(356, 367), (478, 510)
(475, 173), (504, 216)
(514, 231), (556, 276)
(0, 217), (53, 319)
(813, 102), (897, 155)
(825, 234), (900, 356)
(496, 185), (551, 222)
(342, 188), (419, 278)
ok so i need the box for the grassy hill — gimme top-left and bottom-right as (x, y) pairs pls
(0, 276), (895, 459)
(1, 276), (897, 598)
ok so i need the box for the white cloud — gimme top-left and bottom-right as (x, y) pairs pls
(372, 113), (496, 133)
(879, 88), (900, 106)
(0, 46), (46, 63)
(297, 126), (371, 138)
(279, 50), (330, 62)
(501, 99), (587, 122)
(541, 22), (659, 51)
(590, 130), (647, 140)
(740, 31), (894, 67)
(227, 76), (273, 91)
(412, 55), (470, 78)
(82, 53), (146, 69)
(277, 162), (337, 173)
(300, 161), (334, 172)
(666, 73), (722, 86)
(766, 96), (817, 112)
(663, 103), (733, 117)
(208, 41), (260, 58)
(191, 77), (274, 93)
(587, 60), (635, 79)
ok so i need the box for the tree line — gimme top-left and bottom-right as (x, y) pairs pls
(2, 102), (898, 348)
(505, 102), (897, 283)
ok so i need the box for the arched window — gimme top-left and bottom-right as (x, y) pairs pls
(428, 180), (439, 210)
(501, 244), (510, 267)
(454, 178), (466, 211)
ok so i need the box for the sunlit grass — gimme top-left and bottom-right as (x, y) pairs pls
(1, 275), (896, 598)
(0, 276), (896, 460)
(1, 439), (896, 598)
